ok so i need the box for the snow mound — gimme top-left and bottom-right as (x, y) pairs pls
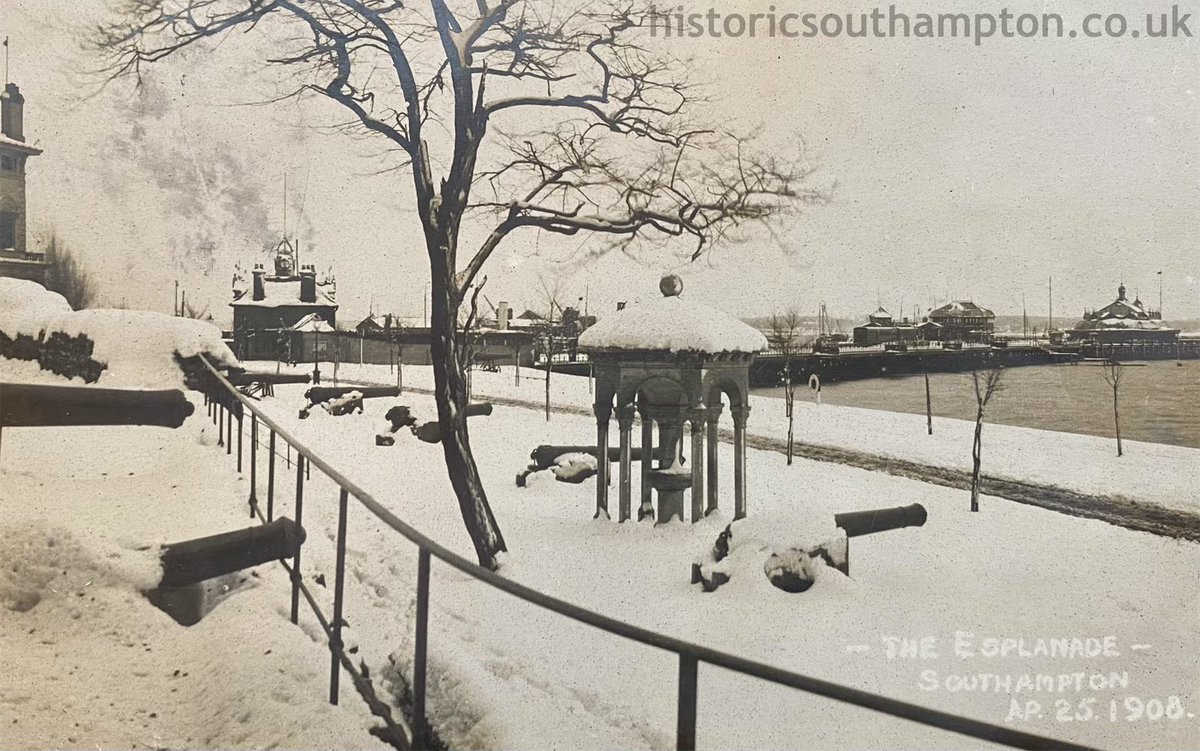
(0, 277), (72, 332)
(0, 521), (161, 613)
(1, 282), (239, 388)
(579, 294), (767, 353)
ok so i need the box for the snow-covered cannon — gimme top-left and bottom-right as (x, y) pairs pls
(412, 402), (493, 443)
(0, 382), (194, 428)
(527, 444), (648, 471)
(376, 405), (418, 446)
(692, 503), (928, 593)
(227, 369), (311, 398)
(304, 385), (400, 404)
(147, 517), (305, 625)
(835, 503), (927, 540)
(299, 386), (400, 419)
(227, 370), (312, 387)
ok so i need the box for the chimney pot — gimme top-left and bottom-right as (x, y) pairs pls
(252, 264), (266, 302)
(299, 265), (317, 303)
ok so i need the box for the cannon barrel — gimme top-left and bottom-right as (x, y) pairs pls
(834, 503), (927, 538)
(529, 444), (646, 470)
(227, 371), (312, 387)
(158, 517), (306, 588)
(305, 385), (401, 403)
(0, 383), (194, 428)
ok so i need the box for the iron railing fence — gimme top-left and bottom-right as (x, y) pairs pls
(198, 355), (1098, 751)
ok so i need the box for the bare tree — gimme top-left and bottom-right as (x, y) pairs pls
(969, 367), (1004, 512)
(39, 231), (96, 310)
(532, 276), (567, 422)
(767, 309), (802, 465)
(1100, 359), (1124, 457)
(96, 1), (819, 569)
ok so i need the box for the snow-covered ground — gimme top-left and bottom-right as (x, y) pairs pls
(5, 347), (1198, 750)
(238, 365), (1199, 750)
(297, 360), (1200, 514)
(0, 398), (387, 749)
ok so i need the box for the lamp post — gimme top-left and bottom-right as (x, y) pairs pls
(423, 281), (430, 328)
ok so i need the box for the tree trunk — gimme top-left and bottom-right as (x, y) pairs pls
(544, 342), (552, 422)
(428, 270), (507, 570)
(1113, 386), (1123, 457)
(970, 413), (983, 512)
(785, 384), (795, 466)
(924, 370), (933, 435)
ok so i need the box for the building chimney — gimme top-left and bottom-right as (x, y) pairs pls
(1, 84), (25, 142)
(252, 264), (266, 301)
(497, 301), (510, 330)
(299, 264), (317, 303)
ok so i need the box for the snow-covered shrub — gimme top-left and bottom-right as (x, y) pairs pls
(0, 279), (238, 389)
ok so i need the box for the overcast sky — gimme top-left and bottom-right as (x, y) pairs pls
(6, 0), (1199, 326)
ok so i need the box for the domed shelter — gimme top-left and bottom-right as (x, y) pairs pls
(578, 275), (766, 524)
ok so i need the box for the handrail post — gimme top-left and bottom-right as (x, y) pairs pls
(267, 429), (276, 522)
(248, 414), (258, 517)
(291, 454), (305, 624)
(330, 488), (350, 705)
(677, 654), (698, 751)
(226, 406), (233, 456)
(413, 547), (431, 749)
(237, 411), (244, 472)
(217, 401), (225, 446)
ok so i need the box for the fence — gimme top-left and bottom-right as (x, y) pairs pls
(197, 356), (1097, 751)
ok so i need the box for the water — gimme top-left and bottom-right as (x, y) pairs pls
(753, 360), (1200, 449)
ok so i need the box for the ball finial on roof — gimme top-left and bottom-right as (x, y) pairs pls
(660, 274), (683, 297)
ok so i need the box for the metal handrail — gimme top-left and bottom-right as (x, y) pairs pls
(198, 355), (1098, 751)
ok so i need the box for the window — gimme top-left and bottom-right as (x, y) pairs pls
(0, 212), (16, 249)
(0, 155), (12, 171)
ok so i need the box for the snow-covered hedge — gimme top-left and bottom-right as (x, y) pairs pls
(0, 278), (238, 389)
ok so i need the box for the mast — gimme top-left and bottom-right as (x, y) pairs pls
(1047, 277), (1053, 334)
(1022, 292), (1027, 338)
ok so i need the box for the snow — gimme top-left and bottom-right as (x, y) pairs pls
(579, 294), (767, 353)
(0, 280), (238, 388)
(7, 352), (1198, 749)
(314, 361), (1200, 515)
(0, 399), (387, 748)
(0, 277), (72, 332)
(231, 280), (337, 309)
(233, 362), (1199, 750)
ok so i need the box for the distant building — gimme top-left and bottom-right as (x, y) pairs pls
(230, 239), (338, 358)
(852, 307), (920, 346)
(1067, 284), (1179, 343)
(927, 301), (995, 342)
(0, 82), (46, 283)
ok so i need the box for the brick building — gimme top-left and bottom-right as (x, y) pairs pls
(230, 240), (338, 359)
(0, 82), (46, 283)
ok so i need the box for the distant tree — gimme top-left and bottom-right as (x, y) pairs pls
(534, 277), (566, 423)
(1101, 359), (1124, 457)
(39, 231), (96, 310)
(767, 310), (803, 465)
(969, 367), (1004, 512)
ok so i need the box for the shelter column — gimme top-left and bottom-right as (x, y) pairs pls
(705, 403), (723, 516)
(688, 407), (706, 523)
(732, 405), (751, 520)
(637, 394), (654, 521)
(616, 403), (636, 523)
(594, 400), (613, 520)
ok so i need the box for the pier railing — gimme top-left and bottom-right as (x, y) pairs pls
(198, 355), (1098, 751)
